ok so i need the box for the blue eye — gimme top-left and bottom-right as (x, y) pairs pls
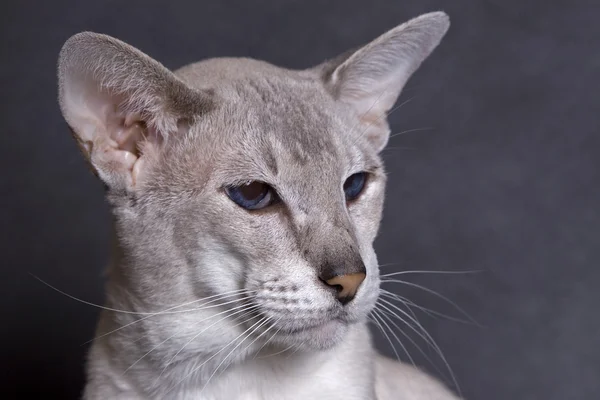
(343, 172), (367, 201)
(225, 181), (277, 210)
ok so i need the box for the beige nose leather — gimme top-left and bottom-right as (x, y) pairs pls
(325, 272), (366, 301)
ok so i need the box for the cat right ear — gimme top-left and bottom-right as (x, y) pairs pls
(58, 32), (212, 192)
(318, 12), (450, 152)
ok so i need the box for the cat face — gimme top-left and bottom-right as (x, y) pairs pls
(135, 69), (387, 349)
(58, 12), (449, 350)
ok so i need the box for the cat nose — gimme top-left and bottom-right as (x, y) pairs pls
(321, 272), (366, 305)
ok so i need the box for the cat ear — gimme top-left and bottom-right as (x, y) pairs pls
(320, 12), (450, 152)
(58, 32), (212, 191)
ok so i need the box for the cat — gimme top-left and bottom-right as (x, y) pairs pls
(57, 10), (459, 400)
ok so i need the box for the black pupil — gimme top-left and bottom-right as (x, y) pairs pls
(240, 182), (267, 200)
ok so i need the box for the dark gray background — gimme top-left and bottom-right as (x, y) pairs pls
(1, 0), (599, 399)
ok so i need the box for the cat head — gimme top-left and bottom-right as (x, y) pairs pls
(58, 12), (449, 350)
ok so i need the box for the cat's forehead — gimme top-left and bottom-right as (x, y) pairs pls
(157, 58), (382, 198)
(178, 58), (348, 141)
(220, 79), (344, 160)
(176, 64), (369, 176)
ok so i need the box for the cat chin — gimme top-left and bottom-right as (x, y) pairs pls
(277, 319), (350, 350)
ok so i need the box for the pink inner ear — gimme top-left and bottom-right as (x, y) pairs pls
(114, 120), (146, 154)
(110, 110), (163, 153)
(105, 112), (164, 187)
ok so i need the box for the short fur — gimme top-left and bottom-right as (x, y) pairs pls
(57, 11), (459, 400)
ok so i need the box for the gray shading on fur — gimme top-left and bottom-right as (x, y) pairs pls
(57, 10), (458, 400)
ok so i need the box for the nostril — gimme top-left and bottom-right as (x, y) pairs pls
(319, 277), (342, 293)
(330, 283), (343, 294)
(338, 295), (353, 306)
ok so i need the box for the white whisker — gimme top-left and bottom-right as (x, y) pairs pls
(353, 97), (415, 145)
(87, 292), (256, 345)
(377, 262), (401, 269)
(156, 303), (261, 381)
(381, 269), (483, 277)
(380, 278), (480, 327)
(253, 321), (283, 360)
(285, 340), (307, 360)
(31, 273), (253, 316)
(257, 341), (297, 359)
(370, 310), (400, 361)
(375, 304), (446, 400)
(377, 298), (461, 396)
(200, 317), (273, 394)
(373, 308), (414, 366)
(167, 315), (266, 395)
(389, 127), (433, 138)
(377, 301), (442, 370)
(378, 298), (439, 351)
(349, 89), (388, 145)
(380, 289), (474, 325)
(124, 301), (260, 376)
(379, 289), (420, 322)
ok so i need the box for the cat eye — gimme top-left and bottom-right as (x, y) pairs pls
(343, 172), (367, 201)
(225, 181), (277, 210)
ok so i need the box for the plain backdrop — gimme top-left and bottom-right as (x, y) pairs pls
(1, 0), (599, 399)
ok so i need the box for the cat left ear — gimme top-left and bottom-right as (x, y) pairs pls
(319, 12), (450, 152)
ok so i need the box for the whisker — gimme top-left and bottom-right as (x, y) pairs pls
(389, 127), (433, 138)
(285, 340), (306, 360)
(381, 289), (451, 322)
(369, 310), (400, 361)
(201, 317), (273, 394)
(353, 97), (415, 145)
(167, 315), (265, 395)
(377, 263), (401, 269)
(381, 269), (483, 277)
(376, 305), (435, 365)
(379, 288), (420, 321)
(157, 303), (262, 381)
(252, 322), (283, 360)
(380, 278), (481, 327)
(167, 290), (258, 313)
(31, 273), (253, 316)
(243, 317), (280, 359)
(377, 306), (451, 390)
(378, 298), (439, 351)
(377, 298), (462, 396)
(348, 89), (388, 145)
(375, 304), (449, 399)
(372, 308), (414, 366)
(86, 292), (256, 345)
(380, 289), (475, 325)
(124, 302), (260, 376)
(386, 97), (415, 119)
(257, 341), (297, 359)
(381, 146), (415, 152)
